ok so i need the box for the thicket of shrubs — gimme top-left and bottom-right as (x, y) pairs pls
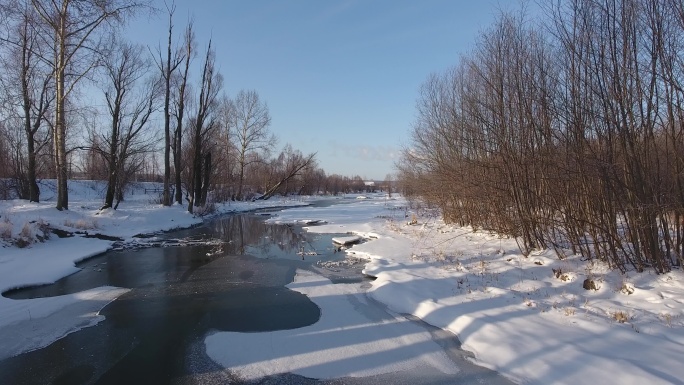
(399, 0), (684, 273)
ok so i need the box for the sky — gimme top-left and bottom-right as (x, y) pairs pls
(125, 0), (524, 180)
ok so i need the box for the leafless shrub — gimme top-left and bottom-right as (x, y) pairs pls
(0, 219), (12, 239)
(660, 313), (673, 327)
(612, 310), (631, 324)
(16, 223), (34, 247)
(193, 202), (216, 217)
(583, 278), (599, 291)
(619, 283), (635, 295)
(398, 1), (684, 273)
(64, 219), (98, 230)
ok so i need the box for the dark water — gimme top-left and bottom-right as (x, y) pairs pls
(0, 213), (356, 384)
(5, 214), (354, 300)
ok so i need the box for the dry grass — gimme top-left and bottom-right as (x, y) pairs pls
(19, 223), (33, 239)
(14, 223), (35, 248)
(612, 310), (631, 323)
(193, 202), (217, 217)
(0, 220), (12, 239)
(619, 282), (635, 295)
(64, 218), (99, 230)
(660, 313), (673, 327)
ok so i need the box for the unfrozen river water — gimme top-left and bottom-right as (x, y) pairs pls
(0, 204), (514, 385)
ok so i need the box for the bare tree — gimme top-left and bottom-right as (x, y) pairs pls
(0, 1), (53, 202)
(98, 39), (158, 210)
(82, 120), (108, 180)
(31, 0), (149, 210)
(171, 20), (194, 204)
(228, 89), (275, 200)
(154, 1), (183, 206)
(0, 122), (10, 178)
(187, 39), (222, 213)
(210, 98), (238, 201)
(297, 166), (326, 195)
(399, 1), (684, 273)
(260, 144), (317, 199)
(384, 173), (393, 197)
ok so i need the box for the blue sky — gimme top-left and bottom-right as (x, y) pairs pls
(126, 0), (523, 180)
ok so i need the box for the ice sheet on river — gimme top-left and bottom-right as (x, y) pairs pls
(0, 286), (129, 360)
(205, 269), (459, 381)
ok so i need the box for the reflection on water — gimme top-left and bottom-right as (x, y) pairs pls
(209, 214), (340, 261)
(4, 214), (345, 300)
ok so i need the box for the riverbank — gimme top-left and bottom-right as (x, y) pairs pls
(264, 196), (684, 385)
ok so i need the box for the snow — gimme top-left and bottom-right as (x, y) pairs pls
(332, 235), (362, 245)
(259, 193), (684, 384)
(3, 183), (684, 384)
(0, 286), (128, 361)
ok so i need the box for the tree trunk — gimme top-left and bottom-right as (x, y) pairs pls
(174, 24), (191, 205)
(55, 40), (68, 210)
(163, 93), (171, 206)
(103, 107), (120, 209)
(162, 12), (173, 207)
(26, 131), (39, 202)
(103, 156), (118, 209)
(200, 151), (211, 205)
(261, 153), (316, 200)
(186, 174), (194, 213)
(174, 132), (182, 204)
(237, 155), (245, 200)
(193, 147), (202, 207)
(21, 33), (40, 203)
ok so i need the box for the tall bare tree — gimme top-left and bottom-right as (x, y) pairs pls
(171, 20), (194, 204)
(228, 89), (274, 200)
(0, 0), (53, 202)
(98, 39), (158, 210)
(31, 0), (149, 210)
(187, 39), (222, 213)
(154, 1), (183, 206)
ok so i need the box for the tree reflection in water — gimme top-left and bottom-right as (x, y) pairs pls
(207, 214), (337, 261)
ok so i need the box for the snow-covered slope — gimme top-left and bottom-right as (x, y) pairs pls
(263, 194), (684, 385)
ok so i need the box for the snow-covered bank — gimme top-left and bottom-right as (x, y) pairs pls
(0, 180), (311, 244)
(263, 194), (684, 385)
(0, 180), (310, 359)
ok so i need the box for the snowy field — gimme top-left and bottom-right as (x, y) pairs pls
(1, 180), (683, 384)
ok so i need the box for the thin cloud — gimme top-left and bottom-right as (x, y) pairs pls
(328, 142), (399, 162)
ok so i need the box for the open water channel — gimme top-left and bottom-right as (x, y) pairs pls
(0, 203), (514, 385)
